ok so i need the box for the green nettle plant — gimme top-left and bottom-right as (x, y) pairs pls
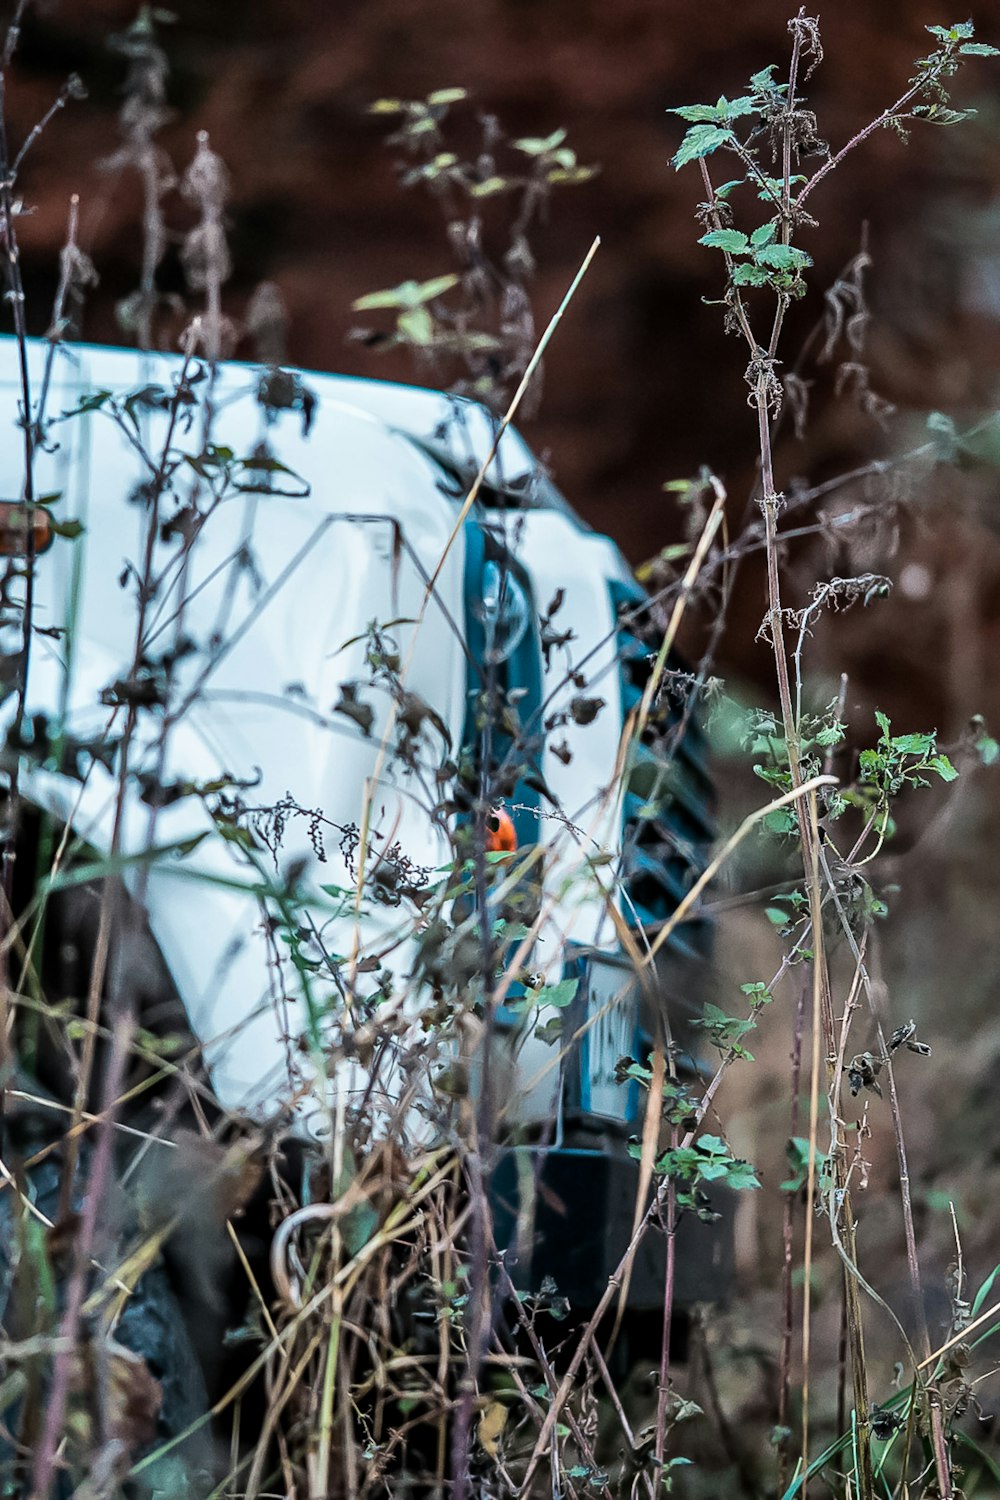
(651, 14), (1000, 1500)
(351, 87), (596, 415)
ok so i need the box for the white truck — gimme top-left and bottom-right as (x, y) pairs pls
(0, 334), (717, 1311)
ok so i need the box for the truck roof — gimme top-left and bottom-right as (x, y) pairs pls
(0, 334), (583, 521)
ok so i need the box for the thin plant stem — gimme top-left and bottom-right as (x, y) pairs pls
(653, 1126), (679, 1471)
(777, 980), (807, 1495)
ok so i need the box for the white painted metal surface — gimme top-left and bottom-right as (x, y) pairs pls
(0, 337), (636, 1136)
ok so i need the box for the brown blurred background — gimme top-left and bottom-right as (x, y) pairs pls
(4, 0), (1000, 1452)
(6, 1), (1000, 716)
(1, 5), (995, 524)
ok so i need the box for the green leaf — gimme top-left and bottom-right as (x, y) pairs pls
(468, 176), (510, 198)
(353, 273), (458, 313)
(513, 127), (568, 155)
(547, 165), (598, 185)
(698, 228), (750, 254)
(780, 1136), (828, 1193)
(874, 709), (892, 738)
(750, 221), (779, 249)
(755, 173), (805, 203)
(412, 273), (461, 303)
(49, 517), (84, 539)
(755, 243), (813, 271)
(397, 306), (435, 345)
(975, 733), (999, 766)
(960, 42), (1000, 56)
(670, 95), (757, 125)
(724, 1160), (762, 1191)
(927, 22), (975, 41)
(696, 1134), (728, 1156)
(972, 1262), (1000, 1318)
(954, 1431), (1000, 1486)
(928, 753), (959, 782)
(427, 87), (468, 105)
(892, 731), (935, 755)
(715, 94), (758, 121)
(740, 981), (773, 1004)
(237, 453), (295, 475)
(749, 64), (783, 92)
(917, 103), (978, 125)
(672, 124), (734, 170)
(62, 389), (113, 417)
(533, 977), (579, 1009)
(690, 1004), (755, 1039)
(713, 179), (744, 200)
(353, 285), (410, 312)
(858, 750), (883, 779)
(765, 906), (788, 926)
(730, 263), (772, 287)
(668, 103), (728, 123)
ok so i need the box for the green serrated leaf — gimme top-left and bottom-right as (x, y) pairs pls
(960, 42), (1000, 56)
(698, 228), (750, 253)
(714, 94), (758, 122)
(749, 64), (782, 91)
(918, 103), (978, 125)
(668, 103), (727, 123)
(892, 732), (935, 755)
(730, 262), (772, 287)
(928, 753), (959, 782)
(725, 1161), (762, 1190)
(755, 243), (812, 271)
(740, 981), (773, 1004)
(755, 173), (805, 202)
(672, 124), (735, 170)
(533, 977), (579, 1009)
(750, 221), (779, 249)
(702, 1134), (732, 1156)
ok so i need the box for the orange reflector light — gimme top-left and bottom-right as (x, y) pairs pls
(486, 807), (517, 853)
(0, 503), (51, 556)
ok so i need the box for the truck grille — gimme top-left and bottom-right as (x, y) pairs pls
(611, 580), (715, 962)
